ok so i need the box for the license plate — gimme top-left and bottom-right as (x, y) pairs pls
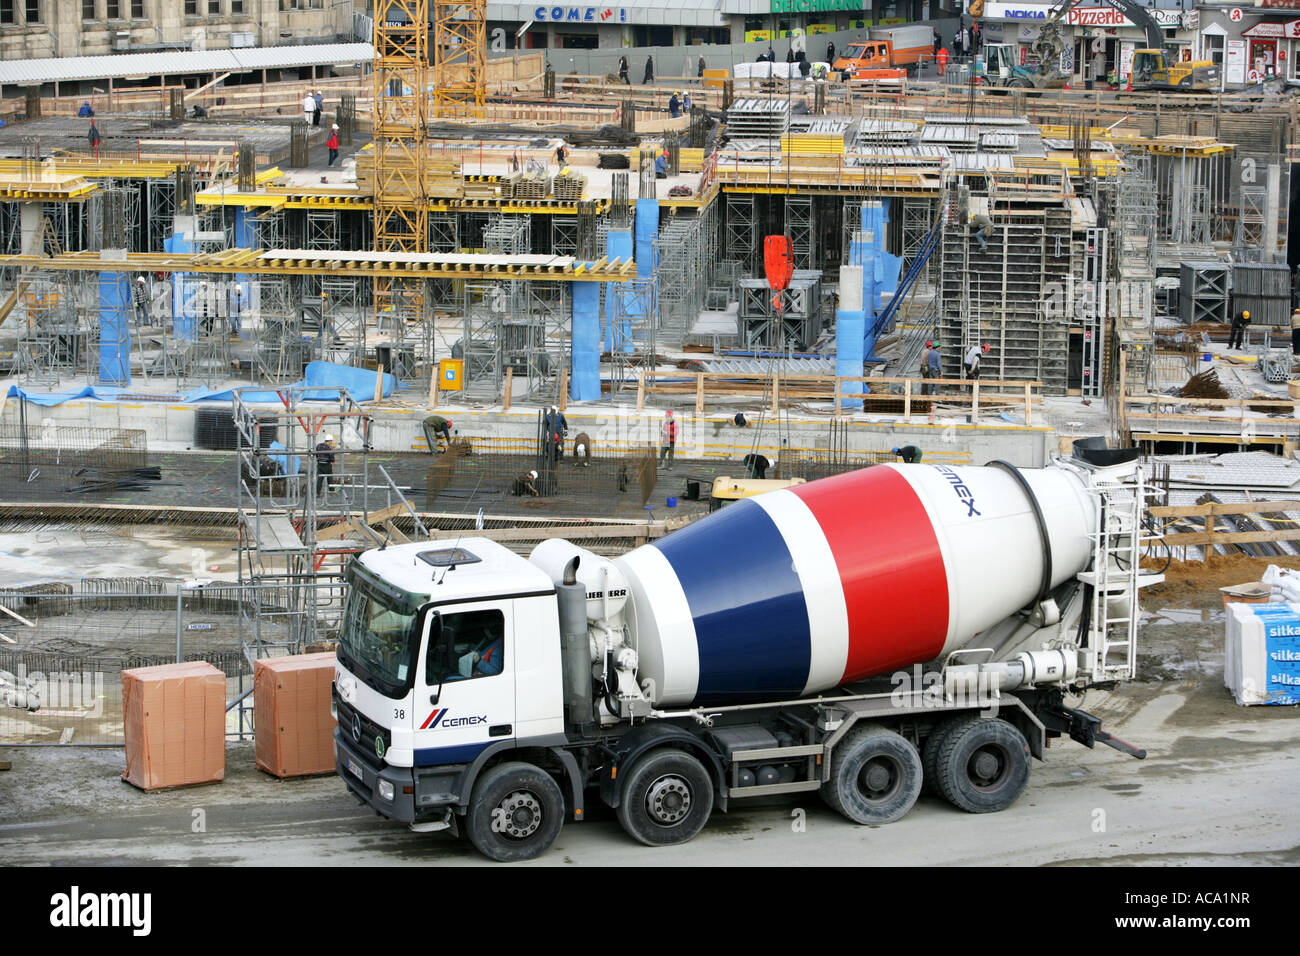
(347, 758), (363, 780)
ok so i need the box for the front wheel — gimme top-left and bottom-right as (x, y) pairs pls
(616, 748), (714, 847)
(465, 762), (565, 862)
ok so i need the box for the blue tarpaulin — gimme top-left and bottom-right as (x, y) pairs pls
(6, 361), (395, 407)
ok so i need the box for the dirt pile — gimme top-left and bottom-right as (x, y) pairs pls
(1141, 554), (1300, 609)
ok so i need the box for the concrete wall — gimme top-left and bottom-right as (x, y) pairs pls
(0, 0), (352, 61)
(16, 397), (1056, 469)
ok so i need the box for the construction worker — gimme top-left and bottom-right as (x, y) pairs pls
(919, 341), (934, 387)
(964, 342), (990, 380)
(78, 101), (95, 117)
(423, 414), (452, 453)
(926, 341), (942, 394)
(659, 410), (678, 470)
(315, 437), (337, 496)
(971, 212), (993, 253)
(326, 125), (340, 167)
(472, 632), (504, 677)
(88, 120), (102, 155)
(937, 46), (949, 77)
(302, 91), (316, 125)
(668, 92), (681, 118)
(553, 141), (568, 170)
(512, 470), (540, 497)
(1291, 307), (1300, 356)
(892, 445), (923, 464)
(1229, 308), (1250, 350)
(572, 431), (592, 466)
(312, 90), (323, 127)
(743, 452), (770, 479)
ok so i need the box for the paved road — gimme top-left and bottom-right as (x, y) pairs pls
(2, 666), (1296, 866)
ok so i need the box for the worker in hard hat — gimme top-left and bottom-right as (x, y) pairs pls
(315, 436), (338, 497)
(1229, 308), (1251, 350)
(572, 431), (592, 467)
(655, 150), (669, 179)
(1290, 307), (1300, 356)
(892, 445), (923, 464)
(512, 469), (540, 497)
(423, 414), (453, 454)
(964, 342), (990, 380)
(919, 341), (934, 388)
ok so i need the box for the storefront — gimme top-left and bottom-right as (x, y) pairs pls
(1198, 5), (1300, 88)
(485, 1), (729, 50)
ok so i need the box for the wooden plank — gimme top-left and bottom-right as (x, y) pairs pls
(1156, 528), (1300, 547)
(1149, 500), (1300, 519)
(254, 515), (305, 553)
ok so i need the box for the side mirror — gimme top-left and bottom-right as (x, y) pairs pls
(429, 685), (442, 706)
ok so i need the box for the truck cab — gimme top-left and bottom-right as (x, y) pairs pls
(834, 41), (892, 77)
(333, 541), (566, 834)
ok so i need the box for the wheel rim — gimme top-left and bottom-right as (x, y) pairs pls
(645, 774), (692, 826)
(858, 755), (902, 803)
(967, 744), (1010, 792)
(496, 790), (543, 839)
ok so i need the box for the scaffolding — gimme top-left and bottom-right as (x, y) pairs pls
(234, 387), (380, 657)
(255, 276), (306, 384)
(725, 193), (757, 276)
(321, 276), (368, 369)
(15, 274), (80, 386)
(609, 277), (658, 396)
(551, 215), (578, 256)
(431, 0), (486, 119)
(786, 195), (814, 270)
(656, 208), (716, 344)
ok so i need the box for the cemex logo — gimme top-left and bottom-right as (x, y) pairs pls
(936, 465), (981, 518)
(421, 708), (488, 730)
(50, 887), (151, 937)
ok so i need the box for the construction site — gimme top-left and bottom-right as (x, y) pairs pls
(0, 0), (1297, 870)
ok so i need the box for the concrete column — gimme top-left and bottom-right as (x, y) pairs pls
(603, 227), (633, 352)
(20, 201), (41, 255)
(570, 279), (601, 402)
(836, 264), (865, 411)
(97, 271), (132, 386)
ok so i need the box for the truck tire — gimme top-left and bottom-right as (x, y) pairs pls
(465, 761), (565, 862)
(932, 716), (1030, 813)
(616, 748), (714, 847)
(822, 728), (922, 825)
(921, 715), (964, 794)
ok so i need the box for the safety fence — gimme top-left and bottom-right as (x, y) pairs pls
(0, 579), (339, 746)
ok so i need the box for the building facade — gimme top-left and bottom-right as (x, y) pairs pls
(0, 0), (353, 61)
(482, 0), (962, 50)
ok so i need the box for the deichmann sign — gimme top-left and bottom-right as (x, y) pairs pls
(772, 0), (865, 11)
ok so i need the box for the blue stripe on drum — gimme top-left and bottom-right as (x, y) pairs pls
(652, 497), (811, 705)
(751, 489), (850, 695)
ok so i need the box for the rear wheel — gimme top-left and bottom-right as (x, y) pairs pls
(822, 728), (922, 825)
(933, 716), (1031, 813)
(617, 748), (714, 847)
(466, 761), (565, 862)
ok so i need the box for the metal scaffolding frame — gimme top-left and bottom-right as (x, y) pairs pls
(321, 275), (368, 369)
(429, 211), (459, 251)
(551, 215), (578, 256)
(786, 195), (814, 270)
(256, 276), (305, 384)
(15, 273), (81, 386)
(609, 277), (658, 396)
(725, 193), (757, 276)
(1235, 185), (1267, 260)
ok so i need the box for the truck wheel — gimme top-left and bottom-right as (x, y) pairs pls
(616, 748), (714, 847)
(921, 716), (963, 794)
(933, 717), (1030, 813)
(822, 728), (922, 825)
(465, 761), (565, 862)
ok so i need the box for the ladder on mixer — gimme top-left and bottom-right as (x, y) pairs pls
(1080, 468), (1156, 682)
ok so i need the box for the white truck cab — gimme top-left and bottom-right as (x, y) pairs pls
(333, 540), (566, 831)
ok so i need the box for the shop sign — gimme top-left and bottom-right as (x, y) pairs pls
(532, 5), (627, 21)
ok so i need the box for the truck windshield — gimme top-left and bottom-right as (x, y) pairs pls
(338, 563), (424, 698)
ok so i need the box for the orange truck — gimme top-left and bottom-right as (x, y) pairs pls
(832, 24), (934, 77)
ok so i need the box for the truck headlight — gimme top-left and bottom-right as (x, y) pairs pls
(378, 780), (395, 802)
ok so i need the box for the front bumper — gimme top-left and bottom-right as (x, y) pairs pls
(335, 729), (418, 824)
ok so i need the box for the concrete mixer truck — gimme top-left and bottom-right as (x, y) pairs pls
(332, 449), (1160, 861)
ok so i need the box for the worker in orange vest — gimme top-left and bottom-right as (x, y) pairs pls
(937, 46), (949, 77)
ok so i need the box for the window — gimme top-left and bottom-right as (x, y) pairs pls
(426, 609), (505, 684)
(184, 0), (196, 13)
(131, 0), (143, 17)
(231, 0), (242, 12)
(81, 0), (93, 17)
(24, 0), (38, 22)
(105, 0), (118, 18)
(208, 0), (219, 12)
(1, 0), (15, 25)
